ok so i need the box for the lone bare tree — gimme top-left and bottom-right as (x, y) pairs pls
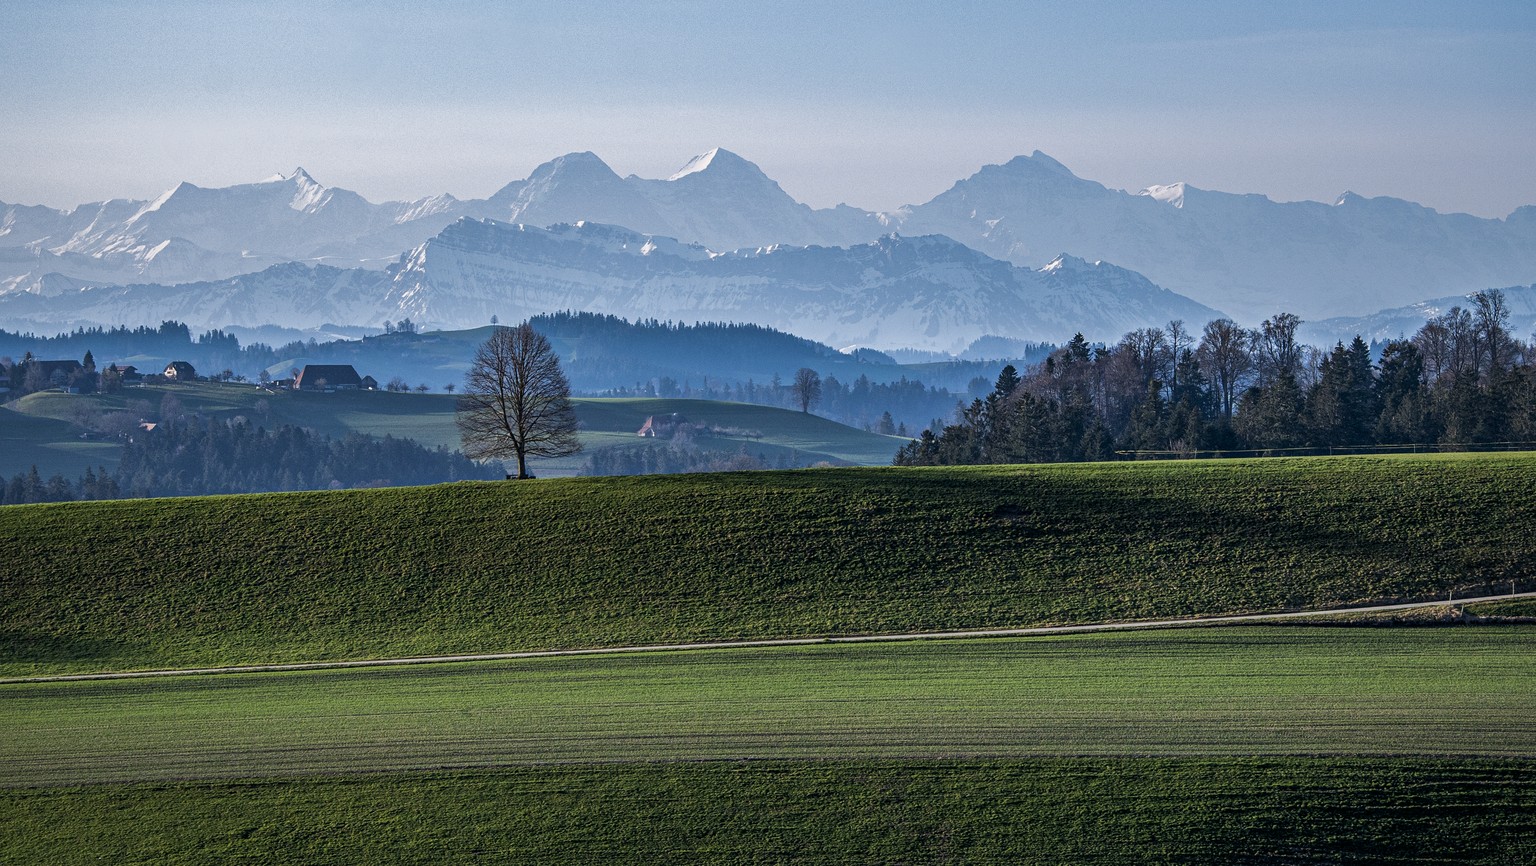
(457, 323), (581, 479)
(792, 367), (822, 414)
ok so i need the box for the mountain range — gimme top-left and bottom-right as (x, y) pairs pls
(0, 219), (1220, 353)
(1301, 284), (1536, 347)
(5, 149), (1533, 324)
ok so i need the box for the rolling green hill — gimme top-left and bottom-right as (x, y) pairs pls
(4, 628), (1535, 862)
(7, 630), (1534, 786)
(4, 453), (1534, 678)
(6, 455), (1536, 863)
(2, 383), (904, 480)
(5, 759), (1530, 865)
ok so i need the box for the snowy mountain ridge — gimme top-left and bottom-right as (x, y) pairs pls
(3, 149), (1534, 323)
(0, 218), (1222, 353)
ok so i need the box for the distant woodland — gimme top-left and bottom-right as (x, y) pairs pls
(1, 416), (496, 505)
(900, 290), (1536, 465)
(0, 313), (971, 430)
(8, 290), (1536, 498)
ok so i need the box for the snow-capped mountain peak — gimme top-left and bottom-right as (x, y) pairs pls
(286, 168), (329, 212)
(140, 181), (195, 215)
(666, 147), (769, 184)
(668, 147), (724, 181)
(6, 149), (1535, 326)
(1140, 182), (1187, 208)
(484, 152), (665, 233)
(1041, 253), (1095, 273)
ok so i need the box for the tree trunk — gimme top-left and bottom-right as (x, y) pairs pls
(516, 447), (528, 479)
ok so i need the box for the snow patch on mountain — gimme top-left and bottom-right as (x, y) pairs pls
(1140, 183), (1187, 208)
(668, 147), (724, 181)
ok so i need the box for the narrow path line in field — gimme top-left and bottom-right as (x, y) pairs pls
(6, 590), (1534, 685)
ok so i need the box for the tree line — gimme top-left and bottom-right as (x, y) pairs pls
(1, 417), (497, 505)
(898, 290), (1536, 466)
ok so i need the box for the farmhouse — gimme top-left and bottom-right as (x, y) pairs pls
(293, 364), (364, 391)
(25, 359), (87, 392)
(637, 413), (689, 437)
(163, 361), (197, 381)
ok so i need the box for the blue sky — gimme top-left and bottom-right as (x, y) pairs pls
(3, 1), (1534, 216)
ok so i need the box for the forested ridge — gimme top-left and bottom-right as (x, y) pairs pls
(900, 291), (1536, 465)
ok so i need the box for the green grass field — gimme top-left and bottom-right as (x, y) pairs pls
(6, 453), (1536, 862)
(1468, 598), (1536, 618)
(3, 758), (1529, 865)
(4, 629), (1535, 863)
(5, 629), (1534, 786)
(3, 384), (902, 478)
(4, 453), (1534, 676)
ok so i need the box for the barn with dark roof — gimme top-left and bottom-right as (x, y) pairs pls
(292, 364), (364, 391)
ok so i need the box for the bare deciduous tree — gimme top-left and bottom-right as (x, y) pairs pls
(456, 323), (580, 479)
(1472, 288), (1514, 378)
(1166, 319), (1189, 387)
(1198, 318), (1252, 422)
(792, 367), (822, 413)
(1252, 312), (1303, 385)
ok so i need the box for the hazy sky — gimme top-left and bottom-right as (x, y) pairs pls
(4, 1), (1534, 216)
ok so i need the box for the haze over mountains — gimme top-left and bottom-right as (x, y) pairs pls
(0, 220), (1219, 353)
(1302, 284), (1536, 347)
(3, 148), (1534, 346)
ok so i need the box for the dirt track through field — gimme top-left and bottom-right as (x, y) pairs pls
(5, 590), (1533, 685)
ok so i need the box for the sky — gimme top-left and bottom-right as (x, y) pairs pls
(3, 1), (1534, 217)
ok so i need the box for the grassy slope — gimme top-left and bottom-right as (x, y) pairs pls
(4, 384), (902, 477)
(1470, 598), (1536, 617)
(4, 453), (1534, 676)
(5, 629), (1534, 786)
(0, 405), (121, 478)
(3, 760), (1533, 865)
